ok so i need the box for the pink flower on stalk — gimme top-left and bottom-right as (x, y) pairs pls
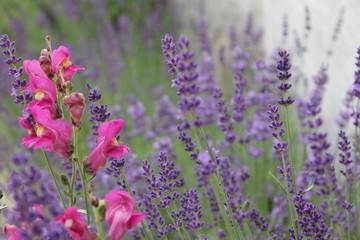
(52, 46), (84, 83)
(105, 190), (146, 240)
(19, 107), (72, 157)
(86, 119), (130, 174)
(23, 59), (48, 80)
(56, 206), (96, 240)
(63, 92), (86, 127)
(2, 224), (21, 240)
(23, 60), (60, 118)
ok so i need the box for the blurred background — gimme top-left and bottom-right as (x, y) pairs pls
(0, 0), (359, 164)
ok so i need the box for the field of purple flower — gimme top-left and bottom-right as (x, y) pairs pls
(0, 1), (359, 239)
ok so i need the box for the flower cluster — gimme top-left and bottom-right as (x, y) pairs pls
(1, 35), (144, 240)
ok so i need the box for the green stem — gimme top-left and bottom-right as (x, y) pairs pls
(76, 160), (91, 225)
(284, 106), (296, 193)
(120, 168), (153, 240)
(280, 152), (298, 240)
(69, 162), (77, 206)
(198, 129), (245, 240)
(93, 205), (104, 240)
(354, 98), (360, 237)
(243, 221), (254, 240)
(209, 176), (244, 240)
(189, 117), (244, 240)
(42, 150), (66, 209)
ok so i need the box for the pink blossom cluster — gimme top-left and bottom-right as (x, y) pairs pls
(3, 44), (144, 239)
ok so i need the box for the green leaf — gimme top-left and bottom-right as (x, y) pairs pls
(302, 182), (314, 194)
(268, 172), (288, 194)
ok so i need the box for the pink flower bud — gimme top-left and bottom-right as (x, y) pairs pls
(39, 49), (53, 77)
(64, 92), (86, 127)
(105, 190), (146, 240)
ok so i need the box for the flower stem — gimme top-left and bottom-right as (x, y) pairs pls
(76, 160), (91, 225)
(243, 221), (254, 240)
(69, 161), (77, 206)
(42, 150), (67, 209)
(280, 152), (298, 240)
(93, 205), (104, 240)
(120, 168), (154, 240)
(284, 106), (296, 193)
(198, 126), (245, 240)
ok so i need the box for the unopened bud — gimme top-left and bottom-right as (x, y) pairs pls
(61, 81), (73, 91)
(67, 144), (74, 156)
(97, 200), (107, 222)
(64, 92), (86, 127)
(39, 49), (53, 77)
(45, 36), (52, 51)
(91, 195), (99, 207)
(60, 175), (69, 186)
(83, 160), (93, 175)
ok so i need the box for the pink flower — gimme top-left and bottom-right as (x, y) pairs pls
(23, 59), (48, 80)
(87, 119), (130, 174)
(105, 190), (146, 240)
(19, 107), (72, 157)
(19, 116), (38, 148)
(52, 46), (84, 83)
(23, 60), (60, 118)
(63, 92), (86, 127)
(56, 206), (96, 240)
(2, 224), (21, 240)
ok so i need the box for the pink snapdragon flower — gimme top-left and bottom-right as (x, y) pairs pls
(52, 46), (84, 84)
(23, 59), (48, 80)
(63, 92), (86, 127)
(19, 107), (72, 157)
(2, 224), (21, 240)
(105, 190), (146, 240)
(86, 119), (130, 174)
(56, 206), (96, 240)
(23, 60), (60, 118)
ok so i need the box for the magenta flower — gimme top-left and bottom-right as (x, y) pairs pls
(23, 59), (48, 80)
(105, 190), (146, 240)
(23, 60), (60, 118)
(52, 46), (84, 83)
(2, 224), (21, 240)
(56, 206), (96, 240)
(19, 107), (72, 157)
(86, 119), (130, 174)
(63, 92), (86, 127)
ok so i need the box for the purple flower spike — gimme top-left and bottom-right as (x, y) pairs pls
(352, 47), (360, 98)
(0, 34), (30, 105)
(275, 50), (294, 106)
